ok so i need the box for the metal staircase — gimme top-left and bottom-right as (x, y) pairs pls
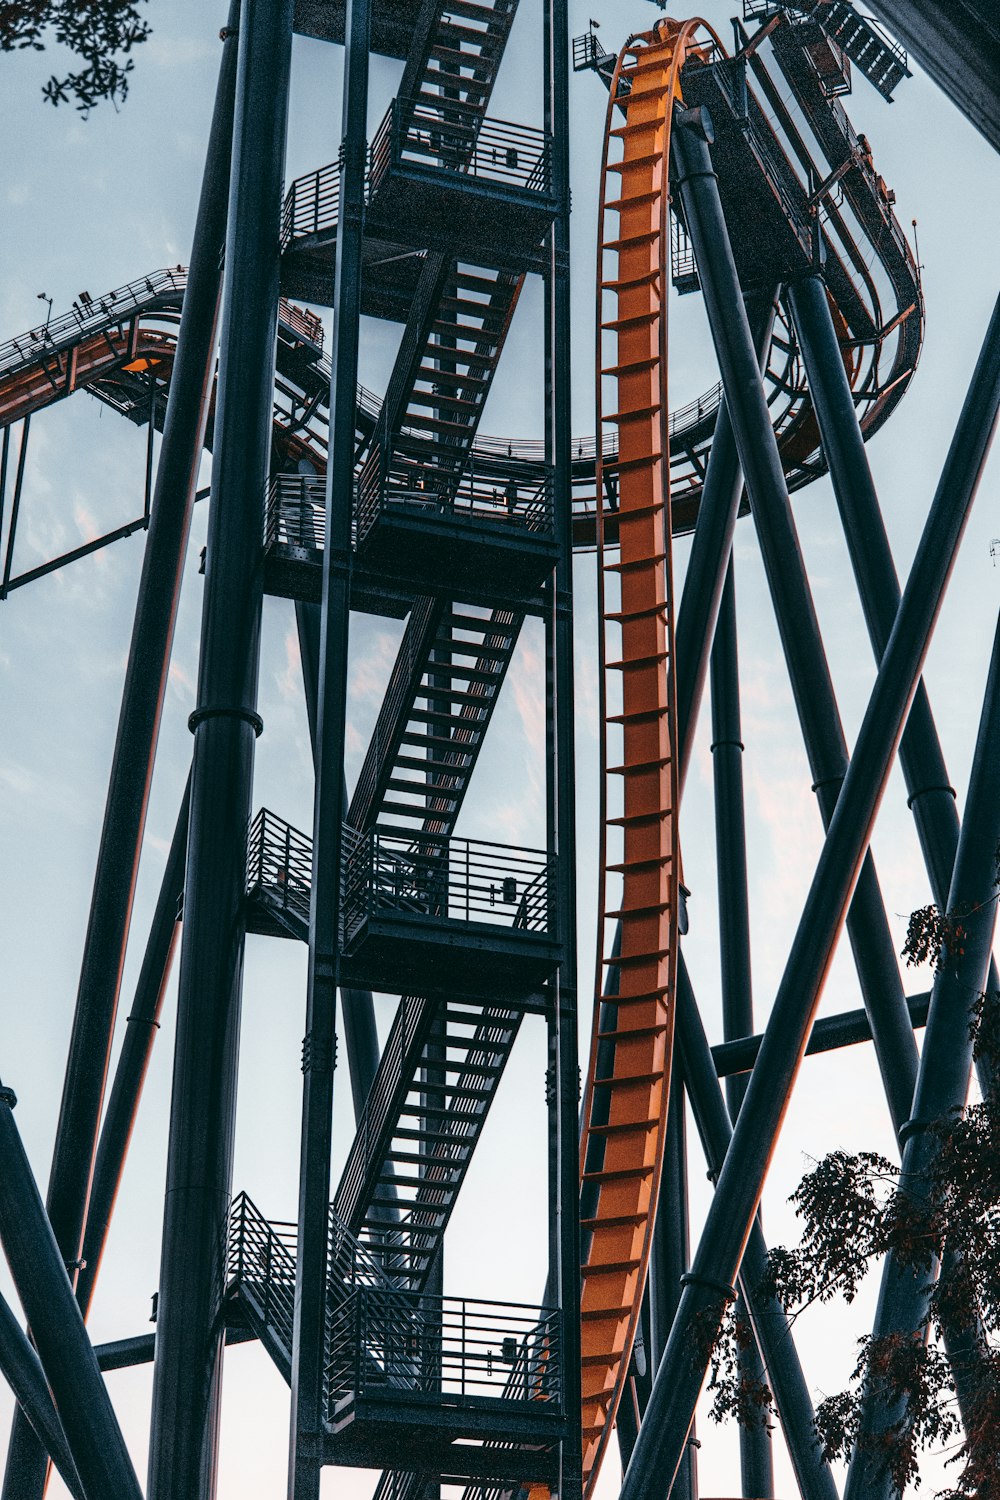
(334, 994), (523, 1289)
(359, 260), (524, 523)
(347, 600), (523, 836)
(744, 0), (909, 99)
(399, 0), (519, 123)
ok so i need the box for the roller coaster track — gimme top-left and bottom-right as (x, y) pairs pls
(578, 23), (694, 1490)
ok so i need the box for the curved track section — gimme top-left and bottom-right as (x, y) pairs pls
(577, 22), (703, 1492)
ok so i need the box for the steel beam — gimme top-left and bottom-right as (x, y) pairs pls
(675, 957), (839, 1500)
(0, 1086), (143, 1500)
(75, 777), (191, 1315)
(675, 296), (776, 793)
(546, 5), (582, 1497)
(2, 14), (240, 1497)
(619, 123), (1000, 1493)
(147, 2), (293, 1495)
(0, 1293), (84, 1500)
(787, 270), (1000, 1101)
(295, 598), (381, 1119)
(673, 118), (920, 1135)
(710, 558), (774, 1499)
(712, 991), (931, 1078)
(288, 0), (370, 1490)
(844, 606), (1000, 1497)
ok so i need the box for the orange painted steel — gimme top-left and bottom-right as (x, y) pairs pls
(0, 326), (176, 429)
(580, 19), (719, 1495)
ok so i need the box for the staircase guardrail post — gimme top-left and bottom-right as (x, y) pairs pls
(264, 1227), (272, 1329)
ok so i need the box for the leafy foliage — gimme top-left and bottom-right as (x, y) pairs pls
(708, 994), (1000, 1495)
(0, 2), (151, 112)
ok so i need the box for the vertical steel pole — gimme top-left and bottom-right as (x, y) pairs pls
(147, 2), (293, 1496)
(787, 271), (1000, 1100)
(619, 127), (1000, 1492)
(710, 558), (774, 1498)
(296, 597), (381, 1119)
(288, 0), (370, 1491)
(0, 417), (30, 598)
(2, 15), (240, 1499)
(843, 607), (1000, 1498)
(545, 4), (581, 1498)
(648, 1080), (699, 1500)
(674, 293), (777, 793)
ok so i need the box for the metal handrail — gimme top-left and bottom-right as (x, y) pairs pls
(335, 993), (431, 1231)
(369, 97), (552, 200)
(326, 1286), (561, 1411)
(227, 1192), (299, 1352)
(246, 808), (313, 931)
(348, 596), (439, 834)
(342, 826), (554, 941)
(354, 445), (554, 547)
(280, 159), (341, 250)
(0, 267), (188, 379)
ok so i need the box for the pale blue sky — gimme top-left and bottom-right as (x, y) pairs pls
(1, 4), (999, 1495)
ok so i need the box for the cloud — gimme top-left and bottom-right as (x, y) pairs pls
(275, 628), (301, 704)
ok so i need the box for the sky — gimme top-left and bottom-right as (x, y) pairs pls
(1, 2), (1000, 1497)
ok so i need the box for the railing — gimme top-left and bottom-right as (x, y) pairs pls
(265, 473), (327, 553)
(348, 595), (440, 832)
(355, 446), (554, 548)
(670, 210), (698, 289)
(327, 1287), (561, 1411)
(572, 31), (616, 74)
(246, 808), (313, 931)
(281, 159), (341, 249)
(335, 993), (431, 1232)
(278, 298), (324, 347)
(0, 266), (187, 379)
(370, 97), (552, 199)
(227, 1192), (299, 1354)
(342, 826), (553, 946)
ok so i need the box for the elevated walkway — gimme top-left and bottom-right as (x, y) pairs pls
(225, 1193), (563, 1482)
(245, 809), (560, 1000)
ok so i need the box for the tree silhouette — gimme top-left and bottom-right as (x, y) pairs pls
(0, 2), (151, 112)
(708, 902), (1000, 1496)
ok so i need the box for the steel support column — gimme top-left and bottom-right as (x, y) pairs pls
(0, 1087), (143, 1500)
(3, 15), (240, 1498)
(43, 0), (238, 1277)
(545, 4), (582, 1497)
(844, 606), (1000, 1498)
(647, 1080), (698, 1500)
(787, 270), (1000, 1101)
(0, 1293), (84, 1500)
(618, 158), (1000, 1500)
(147, 3), (293, 1496)
(673, 957), (839, 1500)
(295, 598), (381, 1119)
(711, 558), (774, 1499)
(673, 118), (918, 1138)
(288, 0), (370, 1490)
(674, 295), (776, 792)
(76, 776), (191, 1315)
